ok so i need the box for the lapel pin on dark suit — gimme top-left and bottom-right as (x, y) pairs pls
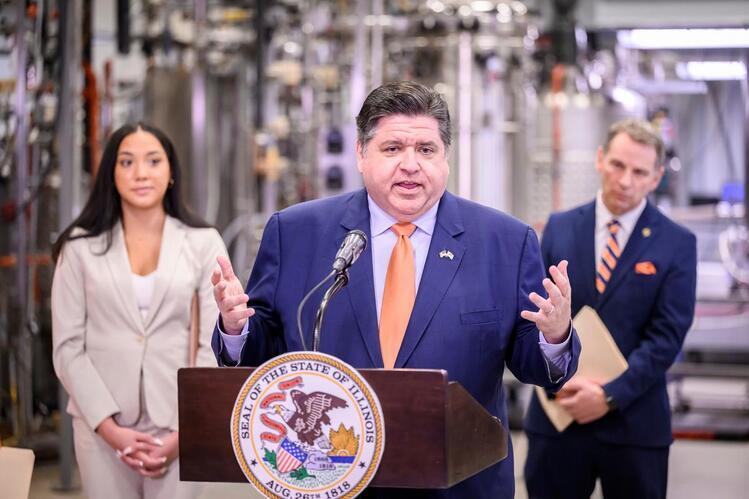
(642, 227), (651, 237)
(439, 249), (454, 260)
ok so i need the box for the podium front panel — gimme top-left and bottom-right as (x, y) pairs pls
(178, 367), (452, 488)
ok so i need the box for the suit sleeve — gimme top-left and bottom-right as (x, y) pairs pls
(604, 231), (697, 411)
(507, 226), (580, 390)
(211, 213), (286, 366)
(51, 241), (120, 430)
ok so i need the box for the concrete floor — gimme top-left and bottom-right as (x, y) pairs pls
(26, 432), (749, 499)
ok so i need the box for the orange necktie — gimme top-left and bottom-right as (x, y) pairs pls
(596, 219), (621, 294)
(379, 223), (417, 368)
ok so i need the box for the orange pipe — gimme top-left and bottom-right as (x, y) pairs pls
(550, 63), (565, 212)
(0, 253), (52, 268)
(83, 62), (100, 178)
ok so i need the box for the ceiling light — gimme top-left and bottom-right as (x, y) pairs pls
(617, 28), (749, 49)
(675, 61), (747, 81)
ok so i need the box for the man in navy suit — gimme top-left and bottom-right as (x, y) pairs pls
(524, 119), (697, 499)
(211, 81), (581, 498)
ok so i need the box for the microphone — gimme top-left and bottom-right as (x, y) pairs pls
(296, 230), (367, 351)
(332, 230), (367, 272)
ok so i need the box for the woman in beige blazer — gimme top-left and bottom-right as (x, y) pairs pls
(51, 123), (227, 499)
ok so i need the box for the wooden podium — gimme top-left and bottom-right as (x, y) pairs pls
(178, 367), (508, 489)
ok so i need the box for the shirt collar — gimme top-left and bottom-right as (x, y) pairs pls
(595, 190), (647, 235)
(367, 195), (439, 237)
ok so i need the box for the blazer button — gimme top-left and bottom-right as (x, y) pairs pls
(136, 336), (144, 343)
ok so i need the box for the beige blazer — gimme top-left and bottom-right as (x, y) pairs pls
(52, 216), (228, 431)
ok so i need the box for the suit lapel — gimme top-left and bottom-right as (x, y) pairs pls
(576, 202), (597, 308)
(340, 190), (381, 367)
(104, 222), (144, 331)
(598, 203), (659, 308)
(144, 216), (185, 330)
(395, 193), (465, 368)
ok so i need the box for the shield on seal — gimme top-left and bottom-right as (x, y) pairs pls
(275, 438), (308, 473)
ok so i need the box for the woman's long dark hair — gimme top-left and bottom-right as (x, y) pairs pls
(52, 122), (211, 262)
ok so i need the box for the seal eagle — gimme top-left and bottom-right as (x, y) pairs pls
(275, 389), (348, 446)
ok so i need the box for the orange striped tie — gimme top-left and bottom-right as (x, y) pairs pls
(379, 223), (416, 368)
(596, 220), (621, 294)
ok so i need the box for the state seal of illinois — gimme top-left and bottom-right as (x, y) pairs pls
(231, 352), (385, 498)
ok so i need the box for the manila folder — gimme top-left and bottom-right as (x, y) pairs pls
(535, 305), (628, 432)
(0, 446), (35, 499)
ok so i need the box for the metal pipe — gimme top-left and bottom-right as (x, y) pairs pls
(550, 64), (565, 212)
(254, 0), (266, 129)
(254, 0), (268, 215)
(744, 49), (749, 229)
(300, 83), (316, 200)
(116, 0), (130, 54)
(191, 0), (207, 218)
(457, 31), (472, 200)
(232, 54), (254, 228)
(55, 0), (83, 490)
(350, 0), (368, 117)
(370, 0), (384, 89)
(13, 0), (31, 444)
(300, 0), (317, 200)
(33, 0), (44, 88)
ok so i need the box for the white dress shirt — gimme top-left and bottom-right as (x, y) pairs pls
(221, 196), (571, 376)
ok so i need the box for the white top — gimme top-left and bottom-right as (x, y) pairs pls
(595, 190), (647, 266)
(130, 272), (156, 321)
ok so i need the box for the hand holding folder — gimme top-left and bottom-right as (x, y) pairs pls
(535, 306), (628, 432)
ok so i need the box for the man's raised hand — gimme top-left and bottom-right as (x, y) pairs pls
(211, 256), (254, 334)
(520, 260), (572, 343)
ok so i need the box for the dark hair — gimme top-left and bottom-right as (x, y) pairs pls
(355, 80), (452, 152)
(52, 122), (211, 262)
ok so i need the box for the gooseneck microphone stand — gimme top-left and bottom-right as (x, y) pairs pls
(311, 270), (349, 352)
(295, 268), (350, 352)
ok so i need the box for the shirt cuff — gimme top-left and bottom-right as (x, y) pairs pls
(538, 329), (572, 382)
(218, 320), (251, 363)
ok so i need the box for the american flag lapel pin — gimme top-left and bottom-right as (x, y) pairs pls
(439, 249), (454, 260)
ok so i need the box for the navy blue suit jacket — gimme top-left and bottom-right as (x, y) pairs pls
(213, 189), (581, 498)
(524, 200), (696, 447)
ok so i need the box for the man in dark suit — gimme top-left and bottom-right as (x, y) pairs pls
(211, 80), (581, 498)
(524, 119), (697, 499)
